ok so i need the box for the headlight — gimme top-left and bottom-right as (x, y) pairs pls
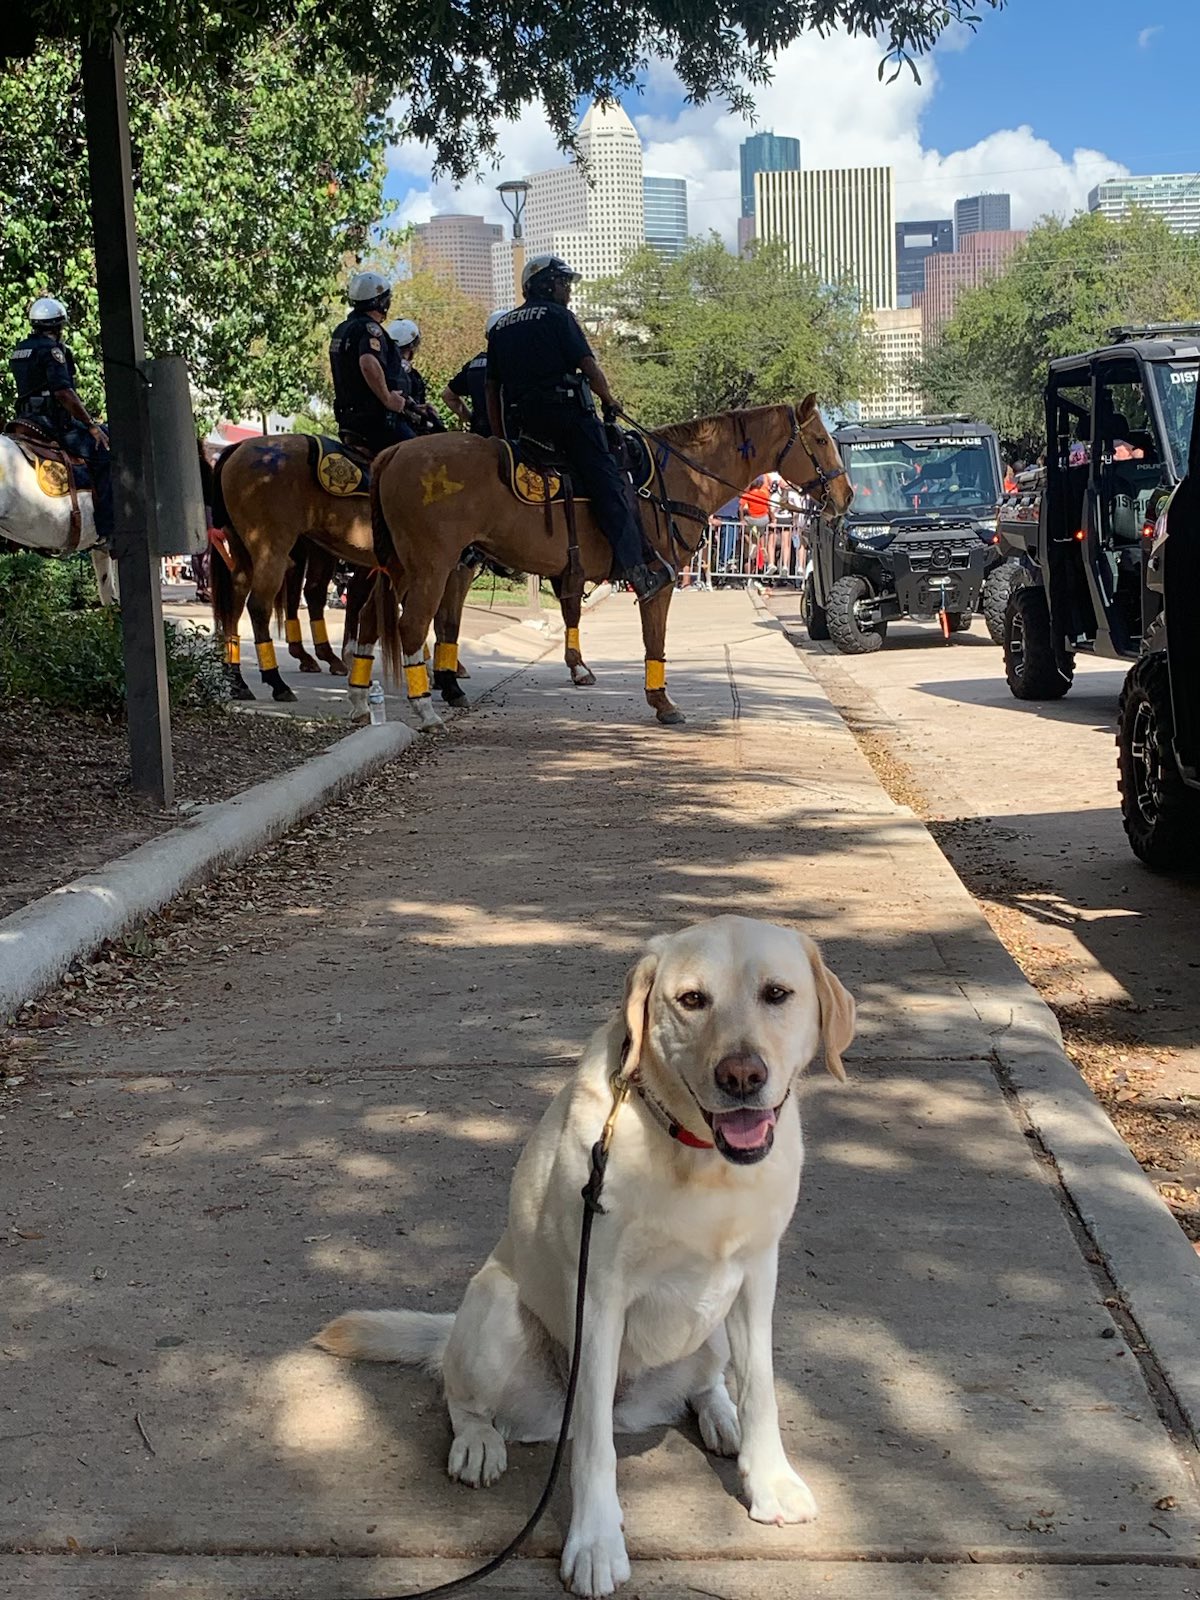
(847, 524), (894, 549)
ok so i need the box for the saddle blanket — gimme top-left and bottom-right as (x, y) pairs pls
(4, 427), (92, 499)
(308, 434), (372, 498)
(497, 428), (655, 506)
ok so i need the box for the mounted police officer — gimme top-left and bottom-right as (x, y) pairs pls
(9, 296), (113, 542)
(485, 256), (671, 604)
(443, 310), (505, 437)
(329, 272), (414, 456)
(386, 318), (445, 434)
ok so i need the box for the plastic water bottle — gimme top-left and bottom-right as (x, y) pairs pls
(367, 680), (386, 726)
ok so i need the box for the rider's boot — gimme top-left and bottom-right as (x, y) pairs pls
(625, 558), (674, 605)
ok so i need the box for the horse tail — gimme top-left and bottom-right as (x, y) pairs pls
(370, 446), (396, 570)
(208, 443), (237, 532)
(375, 571), (404, 687)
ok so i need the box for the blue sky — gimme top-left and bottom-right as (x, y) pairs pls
(384, 0), (1200, 242)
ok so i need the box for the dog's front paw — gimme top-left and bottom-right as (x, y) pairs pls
(447, 1423), (507, 1487)
(745, 1465), (818, 1526)
(560, 1525), (630, 1597)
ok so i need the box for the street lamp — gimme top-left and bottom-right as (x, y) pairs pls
(496, 181), (539, 612)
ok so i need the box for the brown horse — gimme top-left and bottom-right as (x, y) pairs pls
(360, 395), (851, 730)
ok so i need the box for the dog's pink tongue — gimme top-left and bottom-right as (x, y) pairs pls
(713, 1107), (777, 1149)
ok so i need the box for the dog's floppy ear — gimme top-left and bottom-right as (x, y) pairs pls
(800, 935), (855, 1081)
(621, 948), (660, 1079)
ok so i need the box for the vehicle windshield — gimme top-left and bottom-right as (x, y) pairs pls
(1150, 362), (1199, 475)
(842, 435), (1000, 517)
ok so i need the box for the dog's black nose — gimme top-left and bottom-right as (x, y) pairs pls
(714, 1051), (768, 1101)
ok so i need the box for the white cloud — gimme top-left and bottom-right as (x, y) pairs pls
(386, 29), (1128, 245)
(1138, 24), (1164, 48)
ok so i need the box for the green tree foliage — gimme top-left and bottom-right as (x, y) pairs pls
(590, 237), (877, 426)
(1, 20), (392, 421)
(9, 2), (1002, 178)
(915, 210), (1200, 455)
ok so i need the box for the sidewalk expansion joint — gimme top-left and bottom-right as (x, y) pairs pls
(989, 1046), (1200, 1473)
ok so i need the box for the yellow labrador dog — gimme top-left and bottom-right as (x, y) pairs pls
(316, 915), (854, 1597)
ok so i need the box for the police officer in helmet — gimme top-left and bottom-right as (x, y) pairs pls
(329, 272), (414, 455)
(385, 318), (444, 434)
(444, 311), (505, 437)
(486, 256), (671, 604)
(10, 296), (113, 542)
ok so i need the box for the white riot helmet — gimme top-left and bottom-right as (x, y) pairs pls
(485, 309), (507, 335)
(387, 318), (420, 350)
(347, 271), (392, 313)
(521, 254), (582, 297)
(29, 295), (68, 328)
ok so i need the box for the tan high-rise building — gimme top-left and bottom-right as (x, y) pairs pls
(861, 307), (925, 420)
(414, 213), (504, 307)
(755, 166), (896, 311)
(919, 230), (1026, 342)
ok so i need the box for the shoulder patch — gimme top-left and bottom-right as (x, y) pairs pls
(52, 348), (67, 362)
(368, 336), (382, 352)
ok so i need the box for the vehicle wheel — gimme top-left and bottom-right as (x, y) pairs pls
(982, 559), (1022, 645)
(802, 573), (829, 641)
(1117, 653), (1200, 871)
(827, 575), (887, 655)
(946, 611), (972, 633)
(1003, 585), (1073, 699)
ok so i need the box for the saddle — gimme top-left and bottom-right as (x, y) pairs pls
(307, 434), (372, 498)
(3, 421), (87, 546)
(496, 428), (654, 505)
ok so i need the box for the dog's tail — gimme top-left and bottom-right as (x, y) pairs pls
(313, 1309), (452, 1372)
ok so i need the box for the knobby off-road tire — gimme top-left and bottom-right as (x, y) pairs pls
(802, 573), (830, 641)
(946, 611), (972, 633)
(826, 575), (887, 655)
(982, 560), (1022, 645)
(1117, 652), (1200, 872)
(1003, 585), (1073, 700)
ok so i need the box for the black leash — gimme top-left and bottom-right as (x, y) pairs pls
(292, 1084), (627, 1600)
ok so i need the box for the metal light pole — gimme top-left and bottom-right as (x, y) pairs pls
(497, 180), (538, 612)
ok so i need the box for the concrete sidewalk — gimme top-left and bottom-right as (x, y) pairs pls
(3, 590), (1200, 1598)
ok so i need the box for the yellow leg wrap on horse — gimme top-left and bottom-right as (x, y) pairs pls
(348, 654), (373, 688)
(311, 619), (330, 646)
(284, 619), (302, 644)
(256, 641), (278, 672)
(405, 664), (430, 699)
(433, 643), (458, 673)
(645, 659), (667, 692)
(225, 639), (241, 666)
(566, 627), (581, 653)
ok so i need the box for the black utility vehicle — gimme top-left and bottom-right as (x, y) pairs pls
(998, 327), (1199, 703)
(1115, 365), (1200, 870)
(802, 415), (1004, 654)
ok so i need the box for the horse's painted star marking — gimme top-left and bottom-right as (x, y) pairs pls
(738, 438), (756, 460)
(422, 464), (465, 505)
(257, 441), (289, 474)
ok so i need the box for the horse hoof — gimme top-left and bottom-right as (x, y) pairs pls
(441, 690), (469, 708)
(297, 658), (321, 674)
(272, 686), (299, 703)
(350, 711), (369, 728)
(656, 707), (686, 725)
(571, 670), (597, 687)
(413, 699), (445, 732)
(326, 659), (349, 677)
(455, 665), (471, 679)
(230, 684), (255, 702)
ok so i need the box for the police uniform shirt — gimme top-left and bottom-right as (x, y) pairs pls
(486, 301), (592, 407)
(11, 332), (78, 417)
(448, 352), (489, 431)
(329, 313), (393, 422)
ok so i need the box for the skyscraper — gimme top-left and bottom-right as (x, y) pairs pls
(755, 166), (896, 311)
(920, 229), (1026, 341)
(954, 193), (1011, 242)
(740, 131), (801, 217)
(862, 307), (925, 420)
(523, 100), (645, 290)
(1088, 174), (1200, 236)
(643, 176), (689, 261)
(413, 214), (504, 306)
(895, 218), (953, 307)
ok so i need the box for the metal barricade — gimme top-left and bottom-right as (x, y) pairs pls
(677, 515), (814, 590)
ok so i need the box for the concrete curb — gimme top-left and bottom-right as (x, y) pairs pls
(748, 585), (1200, 1443)
(0, 723), (413, 1017)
